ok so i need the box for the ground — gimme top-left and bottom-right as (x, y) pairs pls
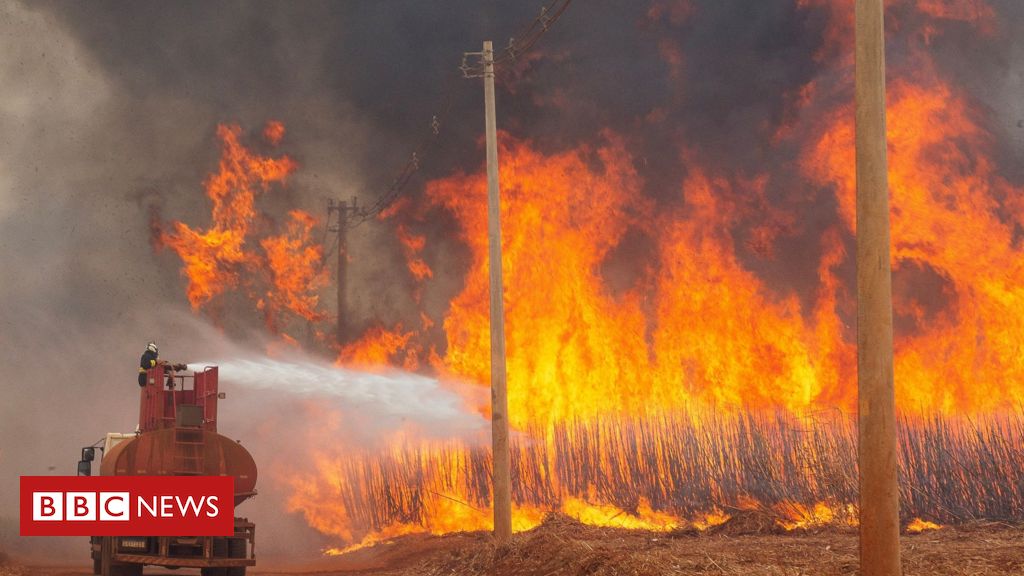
(4, 515), (1023, 576)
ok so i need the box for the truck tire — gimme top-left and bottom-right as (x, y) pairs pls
(226, 538), (247, 576)
(100, 537), (113, 576)
(200, 538), (229, 576)
(228, 538), (246, 558)
(100, 538), (142, 576)
(114, 564), (142, 576)
(91, 538), (101, 575)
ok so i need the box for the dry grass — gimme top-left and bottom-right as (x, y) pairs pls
(332, 411), (1024, 537)
(0, 551), (29, 576)
(5, 518), (1022, 576)
(298, 514), (1024, 575)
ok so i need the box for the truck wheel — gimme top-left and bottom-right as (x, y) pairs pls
(100, 537), (113, 576)
(227, 538), (246, 559)
(100, 537), (142, 576)
(91, 537), (102, 575)
(201, 538), (229, 576)
(107, 560), (141, 576)
(113, 564), (142, 576)
(225, 537), (246, 576)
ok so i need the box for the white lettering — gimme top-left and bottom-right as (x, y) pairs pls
(33, 492), (63, 521)
(205, 496), (219, 518)
(177, 496), (204, 517)
(65, 492), (96, 521)
(137, 496), (158, 517)
(160, 495), (174, 516)
(99, 492), (129, 521)
(134, 493), (224, 519)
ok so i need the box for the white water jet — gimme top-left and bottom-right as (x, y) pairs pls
(189, 355), (487, 435)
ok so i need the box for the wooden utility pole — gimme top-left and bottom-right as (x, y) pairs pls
(328, 197), (359, 346)
(339, 196), (352, 342)
(336, 200), (348, 345)
(482, 40), (512, 543)
(855, 1), (902, 574)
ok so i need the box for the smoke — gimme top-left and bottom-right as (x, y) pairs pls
(0, 0), (479, 559)
(9, 0), (1022, 351)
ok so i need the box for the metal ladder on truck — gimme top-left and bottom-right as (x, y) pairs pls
(164, 367), (217, 476)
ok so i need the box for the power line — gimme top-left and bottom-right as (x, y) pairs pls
(461, 0), (574, 77)
(340, 0), (574, 230)
(343, 70), (460, 229)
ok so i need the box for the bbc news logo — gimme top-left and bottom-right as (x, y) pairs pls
(33, 491), (133, 521)
(32, 491), (221, 521)
(21, 476), (234, 536)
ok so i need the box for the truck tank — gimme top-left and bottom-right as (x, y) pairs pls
(100, 429), (257, 505)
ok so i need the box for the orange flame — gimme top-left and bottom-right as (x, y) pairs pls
(263, 120), (286, 146)
(396, 224), (433, 282)
(427, 135), (656, 426)
(159, 123), (327, 337)
(260, 210), (329, 324)
(906, 517), (942, 533)
(406, 135), (859, 424)
(774, 503), (831, 531)
(337, 324), (420, 371)
(802, 74), (1024, 413)
(164, 0), (1023, 550)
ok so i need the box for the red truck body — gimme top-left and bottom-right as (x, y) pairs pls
(90, 365), (257, 576)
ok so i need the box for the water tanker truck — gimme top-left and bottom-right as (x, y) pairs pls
(78, 364), (257, 576)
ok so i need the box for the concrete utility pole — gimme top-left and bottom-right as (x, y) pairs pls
(855, 1), (902, 575)
(481, 39), (512, 544)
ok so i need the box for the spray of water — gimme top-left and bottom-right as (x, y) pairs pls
(188, 355), (487, 435)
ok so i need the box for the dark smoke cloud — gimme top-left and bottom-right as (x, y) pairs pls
(3, 0), (1023, 558)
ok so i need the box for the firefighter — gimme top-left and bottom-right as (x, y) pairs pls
(139, 341), (159, 387)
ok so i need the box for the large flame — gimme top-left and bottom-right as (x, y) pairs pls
(426, 136), (655, 426)
(157, 122), (327, 338)
(299, 0), (1021, 544)
(337, 324), (421, 371)
(157, 0), (1024, 551)
(259, 209), (329, 326)
(801, 72), (1024, 414)
(420, 138), (857, 423)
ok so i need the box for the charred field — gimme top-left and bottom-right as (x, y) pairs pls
(6, 517), (1024, 576)
(298, 515), (1024, 576)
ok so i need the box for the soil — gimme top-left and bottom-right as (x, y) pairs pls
(5, 514), (1023, 576)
